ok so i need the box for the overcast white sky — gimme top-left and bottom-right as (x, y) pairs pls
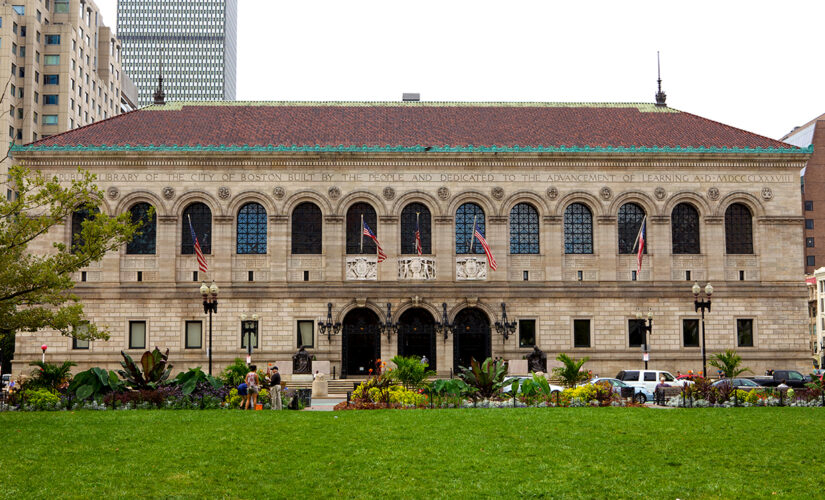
(95, 0), (825, 141)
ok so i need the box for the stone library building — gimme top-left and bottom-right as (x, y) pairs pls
(10, 98), (814, 378)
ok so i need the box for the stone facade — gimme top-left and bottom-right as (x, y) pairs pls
(11, 149), (813, 377)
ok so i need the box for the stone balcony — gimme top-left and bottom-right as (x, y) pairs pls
(456, 256), (488, 280)
(346, 256), (378, 280)
(398, 256), (436, 280)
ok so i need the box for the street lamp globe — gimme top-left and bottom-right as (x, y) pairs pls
(692, 282), (701, 296)
(705, 283), (713, 297)
(210, 282), (219, 297)
(252, 314), (259, 321)
(200, 282), (209, 298)
(635, 310), (643, 319)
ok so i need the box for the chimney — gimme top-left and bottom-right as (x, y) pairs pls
(402, 93), (420, 102)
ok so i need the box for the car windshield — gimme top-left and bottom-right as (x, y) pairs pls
(661, 372), (675, 381)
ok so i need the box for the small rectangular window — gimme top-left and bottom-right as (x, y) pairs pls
(807, 256), (816, 267)
(303, 270), (309, 281)
(807, 237), (815, 248)
(241, 321), (259, 349)
(805, 200), (814, 211)
(45, 34), (60, 45)
(81, 271), (86, 282)
(248, 270), (254, 282)
(73, 323), (90, 350)
(523, 270), (529, 281)
(685, 270), (691, 281)
(129, 321), (146, 349)
(577, 270), (583, 281)
(297, 320), (314, 348)
(44, 74), (59, 85)
(573, 319), (590, 348)
(193, 271), (198, 282)
(737, 318), (754, 347)
(518, 319), (536, 348)
(185, 321), (202, 349)
(806, 219), (814, 230)
(42, 114), (58, 125)
(628, 319), (645, 347)
(44, 54), (60, 65)
(136, 271), (143, 282)
(739, 270), (745, 281)
(682, 319), (700, 347)
(44, 95), (59, 105)
(631, 270), (637, 281)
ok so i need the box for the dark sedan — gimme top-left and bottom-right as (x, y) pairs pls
(711, 378), (763, 390)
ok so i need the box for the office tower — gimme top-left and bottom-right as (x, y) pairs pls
(0, 0), (136, 180)
(116, 0), (237, 106)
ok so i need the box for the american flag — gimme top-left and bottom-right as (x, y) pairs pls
(415, 216), (423, 256)
(362, 222), (387, 262)
(188, 215), (208, 273)
(473, 221), (497, 271)
(634, 216), (647, 276)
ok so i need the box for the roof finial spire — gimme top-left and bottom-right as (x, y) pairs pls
(655, 51), (667, 107)
(153, 47), (166, 105)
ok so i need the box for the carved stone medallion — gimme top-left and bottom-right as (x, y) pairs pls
(761, 187), (773, 201)
(106, 186), (120, 200)
(707, 187), (720, 200)
(382, 186), (396, 201)
(162, 186), (176, 200)
(600, 186), (613, 201)
(218, 186), (231, 200)
(328, 186), (341, 200)
(272, 186), (285, 199)
(437, 186), (450, 201)
(654, 187), (666, 200)
(546, 186), (559, 200)
(491, 186), (504, 200)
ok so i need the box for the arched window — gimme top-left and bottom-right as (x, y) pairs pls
(291, 202), (322, 254)
(236, 202), (267, 254)
(71, 205), (99, 253)
(182, 202), (211, 254)
(126, 202), (156, 255)
(671, 203), (700, 254)
(564, 203), (593, 254)
(509, 203), (539, 254)
(401, 203), (432, 254)
(618, 203), (646, 254)
(725, 203), (753, 254)
(456, 202), (486, 254)
(346, 202), (377, 254)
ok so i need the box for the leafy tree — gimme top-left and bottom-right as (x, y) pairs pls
(28, 360), (77, 391)
(552, 353), (590, 388)
(221, 358), (250, 387)
(709, 349), (749, 379)
(0, 165), (141, 343)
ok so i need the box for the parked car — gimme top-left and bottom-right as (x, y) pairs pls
(615, 370), (689, 399)
(749, 370), (810, 388)
(501, 376), (564, 394)
(711, 378), (763, 390)
(580, 377), (652, 403)
(1, 374), (9, 391)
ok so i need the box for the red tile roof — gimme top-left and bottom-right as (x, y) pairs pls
(23, 102), (799, 152)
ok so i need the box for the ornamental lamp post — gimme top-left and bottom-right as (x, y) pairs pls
(318, 303), (342, 341)
(494, 302), (517, 342)
(692, 282), (713, 378)
(436, 302), (455, 341)
(201, 281), (218, 375)
(41, 344), (47, 364)
(635, 308), (654, 369)
(379, 303), (399, 341)
(241, 313), (258, 365)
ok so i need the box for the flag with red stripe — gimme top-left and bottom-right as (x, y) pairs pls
(473, 221), (497, 271)
(634, 216), (646, 276)
(188, 215), (208, 273)
(415, 217), (423, 256)
(362, 222), (387, 262)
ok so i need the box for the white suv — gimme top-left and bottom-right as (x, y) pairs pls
(615, 370), (688, 399)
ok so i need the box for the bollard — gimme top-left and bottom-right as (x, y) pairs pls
(332, 366), (336, 380)
(346, 391), (351, 406)
(681, 386), (685, 408)
(779, 389), (784, 407)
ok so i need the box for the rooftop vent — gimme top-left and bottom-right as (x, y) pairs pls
(402, 93), (420, 102)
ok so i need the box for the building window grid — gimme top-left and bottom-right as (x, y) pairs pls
(737, 318), (754, 347)
(400, 203), (431, 255)
(181, 203), (211, 255)
(671, 203), (701, 254)
(725, 203), (754, 254)
(564, 203), (593, 254)
(345, 202), (377, 255)
(291, 202), (322, 254)
(618, 203), (647, 254)
(455, 203), (486, 254)
(509, 203), (540, 254)
(127, 202), (156, 254)
(236, 202), (267, 255)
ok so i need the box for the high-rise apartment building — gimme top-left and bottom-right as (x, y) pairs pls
(0, 0), (136, 180)
(116, 0), (237, 106)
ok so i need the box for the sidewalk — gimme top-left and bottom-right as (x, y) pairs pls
(304, 397), (346, 411)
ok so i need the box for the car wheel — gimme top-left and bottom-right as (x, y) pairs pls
(634, 393), (647, 404)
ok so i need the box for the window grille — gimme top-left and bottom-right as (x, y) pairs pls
(564, 203), (593, 254)
(509, 203), (539, 254)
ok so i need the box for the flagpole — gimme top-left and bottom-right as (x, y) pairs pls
(416, 211), (421, 256)
(187, 214), (202, 278)
(360, 214), (364, 253)
(632, 215), (647, 252)
(470, 215), (477, 253)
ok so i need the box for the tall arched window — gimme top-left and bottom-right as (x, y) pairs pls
(236, 202), (267, 254)
(401, 203), (431, 254)
(71, 205), (100, 253)
(618, 202), (646, 254)
(456, 202), (485, 254)
(291, 202), (322, 254)
(564, 203), (593, 254)
(126, 202), (156, 255)
(509, 203), (539, 254)
(671, 203), (700, 254)
(725, 203), (753, 254)
(346, 202), (377, 254)
(182, 202), (211, 254)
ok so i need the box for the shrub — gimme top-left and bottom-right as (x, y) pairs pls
(172, 367), (222, 395)
(457, 358), (508, 399)
(23, 388), (61, 410)
(552, 354), (590, 388)
(69, 367), (124, 400)
(118, 347), (173, 390)
(221, 358), (249, 387)
(28, 360), (77, 391)
(390, 355), (436, 389)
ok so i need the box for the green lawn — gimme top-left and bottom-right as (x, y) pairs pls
(0, 408), (819, 498)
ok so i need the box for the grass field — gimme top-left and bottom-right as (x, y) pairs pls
(1, 408), (820, 498)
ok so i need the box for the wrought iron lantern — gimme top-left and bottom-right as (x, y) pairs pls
(436, 302), (455, 340)
(379, 302), (399, 340)
(318, 302), (342, 341)
(494, 302), (517, 341)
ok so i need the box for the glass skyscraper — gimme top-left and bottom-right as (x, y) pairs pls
(116, 0), (237, 106)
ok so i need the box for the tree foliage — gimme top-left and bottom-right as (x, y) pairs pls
(0, 165), (141, 342)
(552, 353), (590, 388)
(709, 349), (749, 379)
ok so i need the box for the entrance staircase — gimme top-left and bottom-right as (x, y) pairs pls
(281, 378), (364, 395)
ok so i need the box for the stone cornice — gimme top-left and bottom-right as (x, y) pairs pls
(379, 216), (399, 225)
(214, 215), (234, 224)
(270, 215), (288, 224)
(324, 215), (344, 224)
(158, 215), (177, 224)
(650, 215), (670, 225)
(757, 216), (805, 225)
(596, 216), (617, 225)
(704, 216), (724, 225)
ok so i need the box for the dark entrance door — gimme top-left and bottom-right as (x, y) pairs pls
(342, 308), (380, 378)
(397, 308), (436, 371)
(453, 307), (491, 373)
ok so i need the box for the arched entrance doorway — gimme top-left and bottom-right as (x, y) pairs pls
(453, 307), (491, 373)
(397, 308), (436, 371)
(342, 308), (381, 378)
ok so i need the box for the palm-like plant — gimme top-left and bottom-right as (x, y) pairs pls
(29, 360), (77, 391)
(709, 349), (749, 379)
(457, 358), (508, 399)
(118, 347), (173, 390)
(552, 353), (590, 388)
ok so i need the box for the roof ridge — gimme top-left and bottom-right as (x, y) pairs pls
(24, 107), (146, 147)
(145, 101), (678, 112)
(673, 108), (795, 150)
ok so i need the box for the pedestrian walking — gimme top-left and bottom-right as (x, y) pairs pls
(268, 365), (282, 410)
(245, 365), (260, 410)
